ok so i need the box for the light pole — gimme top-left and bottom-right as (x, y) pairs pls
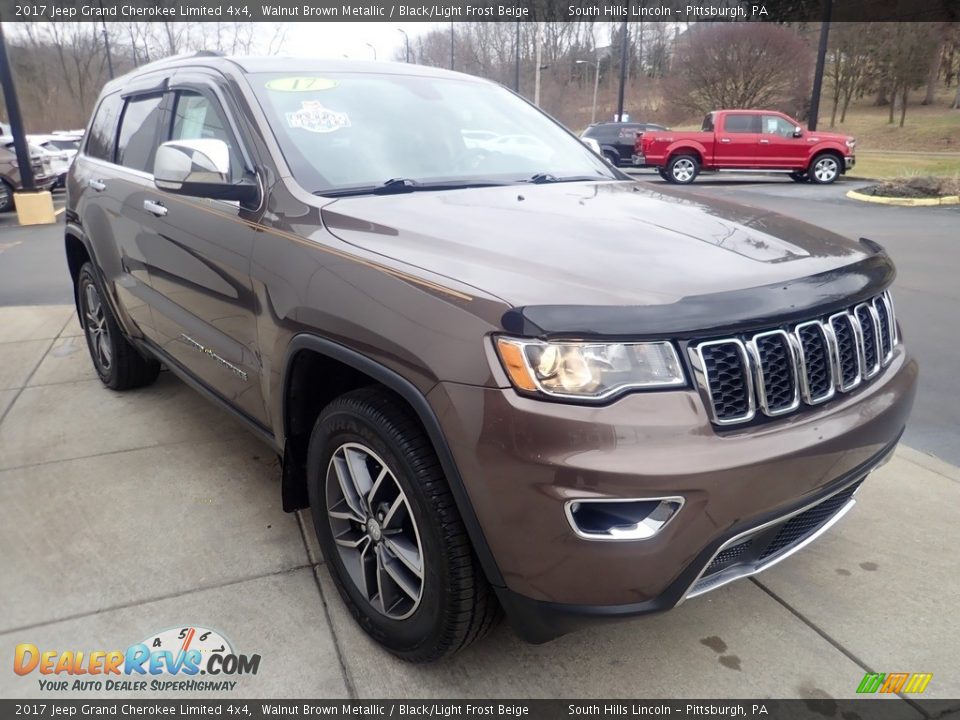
(808, 0), (833, 131)
(616, 19), (628, 122)
(514, 21), (520, 92)
(450, 22), (454, 70)
(365, 43), (377, 61)
(576, 59), (600, 125)
(397, 28), (410, 63)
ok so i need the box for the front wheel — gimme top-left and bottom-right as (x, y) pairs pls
(76, 263), (161, 390)
(666, 154), (700, 184)
(307, 387), (501, 662)
(808, 154), (841, 184)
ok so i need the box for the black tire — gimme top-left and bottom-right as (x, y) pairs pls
(657, 169), (671, 182)
(602, 150), (620, 166)
(76, 262), (161, 390)
(0, 180), (13, 213)
(808, 153), (841, 184)
(307, 387), (501, 662)
(789, 171), (808, 183)
(666, 154), (700, 184)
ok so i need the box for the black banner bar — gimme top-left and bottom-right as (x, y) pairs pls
(0, 0), (958, 23)
(1, 699), (956, 719)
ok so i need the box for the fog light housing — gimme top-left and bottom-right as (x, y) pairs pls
(565, 497), (684, 541)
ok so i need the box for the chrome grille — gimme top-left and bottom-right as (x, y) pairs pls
(691, 292), (898, 426)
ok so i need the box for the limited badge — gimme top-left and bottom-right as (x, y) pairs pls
(286, 101), (351, 134)
(266, 77), (338, 92)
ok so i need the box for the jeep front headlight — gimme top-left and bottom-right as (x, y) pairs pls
(495, 337), (685, 401)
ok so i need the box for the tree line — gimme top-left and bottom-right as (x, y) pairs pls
(2, 21), (958, 134)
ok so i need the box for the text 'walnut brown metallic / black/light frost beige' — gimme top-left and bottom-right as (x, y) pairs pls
(65, 54), (917, 662)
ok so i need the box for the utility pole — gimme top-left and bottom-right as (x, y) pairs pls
(449, 22), (454, 70)
(99, 1), (114, 79)
(576, 60), (600, 124)
(533, 23), (543, 107)
(616, 19), (628, 121)
(0, 23), (35, 191)
(514, 21), (520, 93)
(808, 0), (833, 131)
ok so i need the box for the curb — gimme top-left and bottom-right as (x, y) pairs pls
(846, 189), (960, 207)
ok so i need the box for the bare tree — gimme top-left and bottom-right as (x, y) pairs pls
(669, 23), (813, 114)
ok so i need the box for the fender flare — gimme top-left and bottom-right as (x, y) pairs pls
(281, 333), (506, 588)
(664, 142), (707, 166)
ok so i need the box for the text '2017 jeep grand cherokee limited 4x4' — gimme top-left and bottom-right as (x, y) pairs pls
(66, 56), (916, 662)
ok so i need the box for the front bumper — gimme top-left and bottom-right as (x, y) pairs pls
(845, 155), (856, 170)
(428, 348), (917, 641)
(631, 153), (646, 166)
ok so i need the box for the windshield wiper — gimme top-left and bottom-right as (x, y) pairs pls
(525, 173), (611, 184)
(317, 178), (508, 198)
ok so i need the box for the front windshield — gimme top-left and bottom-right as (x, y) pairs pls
(249, 71), (616, 194)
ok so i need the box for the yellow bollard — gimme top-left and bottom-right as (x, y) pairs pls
(13, 190), (56, 225)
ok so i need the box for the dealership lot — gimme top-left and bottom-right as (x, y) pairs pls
(1, 181), (958, 710)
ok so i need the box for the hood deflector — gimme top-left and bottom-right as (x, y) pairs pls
(502, 239), (895, 340)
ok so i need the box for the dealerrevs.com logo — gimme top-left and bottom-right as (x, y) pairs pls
(13, 626), (261, 692)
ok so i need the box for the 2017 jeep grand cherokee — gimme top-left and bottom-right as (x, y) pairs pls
(66, 56), (917, 662)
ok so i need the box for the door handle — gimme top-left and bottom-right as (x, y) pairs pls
(759, 139), (770, 144)
(87, 178), (106, 191)
(143, 200), (168, 217)
(719, 138), (732, 143)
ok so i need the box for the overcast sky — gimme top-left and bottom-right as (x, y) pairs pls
(279, 22), (447, 61)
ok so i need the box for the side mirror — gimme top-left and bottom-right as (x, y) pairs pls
(154, 139), (258, 203)
(793, 126), (804, 138)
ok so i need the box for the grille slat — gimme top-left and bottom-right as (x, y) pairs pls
(699, 341), (753, 423)
(795, 322), (834, 403)
(752, 331), (798, 415)
(873, 294), (893, 361)
(855, 304), (880, 378)
(694, 293), (897, 426)
(829, 313), (861, 390)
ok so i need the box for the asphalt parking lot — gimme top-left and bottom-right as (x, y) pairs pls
(1, 180), (959, 711)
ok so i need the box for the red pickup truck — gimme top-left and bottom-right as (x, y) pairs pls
(634, 110), (856, 185)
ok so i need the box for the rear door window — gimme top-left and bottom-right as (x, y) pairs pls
(724, 114), (761, 133)
(116, 95), (165, 173)
(85, 93), (123, 162)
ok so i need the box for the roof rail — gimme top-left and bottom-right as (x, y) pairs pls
(192, 50), (223, 58)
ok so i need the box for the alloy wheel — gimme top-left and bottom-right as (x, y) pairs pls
(813, 157), (839, 183)
(82, 281), (112, 372)
(672, 158), (695, 182)
(325, 442), (425, 620)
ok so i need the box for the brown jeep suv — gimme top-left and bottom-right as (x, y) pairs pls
(66, 55), (917, 662)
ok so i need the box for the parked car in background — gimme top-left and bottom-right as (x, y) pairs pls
(0, 141), (56, 212)
(29, 135), (75, 188)
(581, 121), (668, 166)
(635, 110), (856, 185)
(35, 133), (83, 157)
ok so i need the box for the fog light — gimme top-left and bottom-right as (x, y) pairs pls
(565, 497), (684, 541)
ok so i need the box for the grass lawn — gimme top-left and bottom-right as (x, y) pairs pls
(820, 92), (960, 153)
(851, 152), (960, 180)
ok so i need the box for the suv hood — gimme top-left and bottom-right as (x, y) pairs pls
(322, 181), (874, 312)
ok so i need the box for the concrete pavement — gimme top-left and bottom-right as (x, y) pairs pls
(1, 306), (957, 710)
